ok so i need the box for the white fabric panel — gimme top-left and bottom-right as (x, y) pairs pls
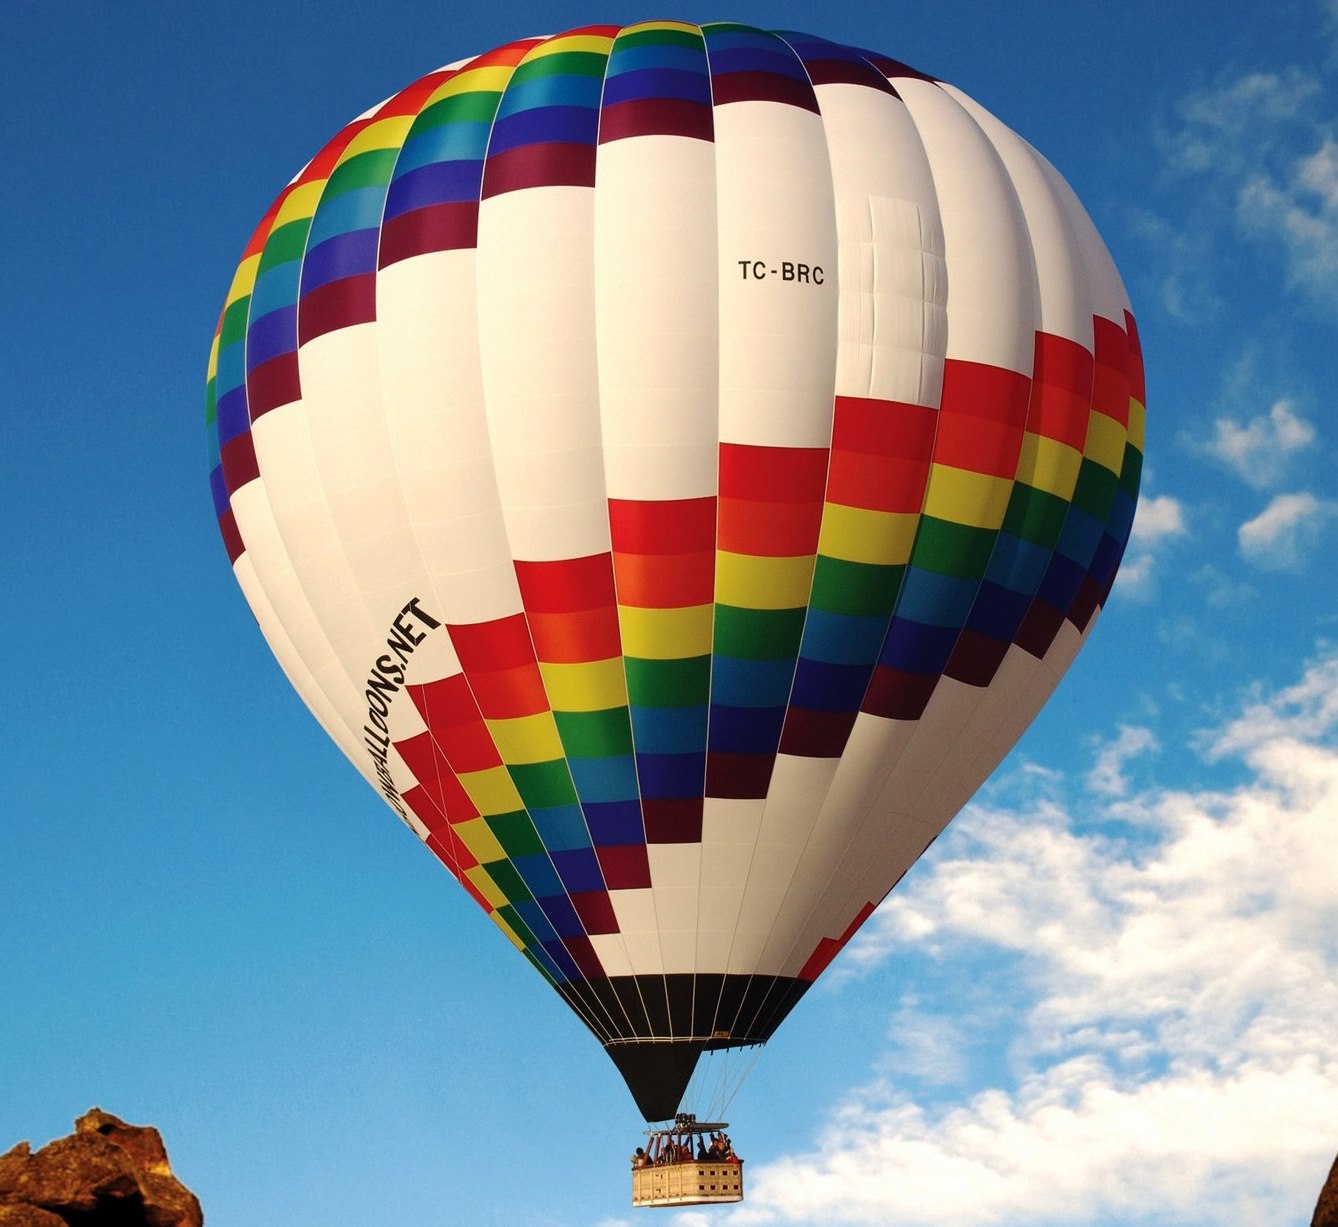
(941, 85), (1090, 347)
(246, 402), (411, 787)
(713, 102), (839, 446)
(720, 756), (839, 976)
(695, 797), (764, 974)
(735, 79), (952, 981)
(594, 136), (720, 501)
(1033, 154), (1133, 327)
(375, 249), (523, 626)
(895, 77), (1039, 373)
(962, 620), (1093, 787)
(648, 843), (702, 965)
(476, 186), (611, 561)
(818, 83), (946, 406)
(249, 406), (372, 639)
(297, 322), (433, 611)
(232, 548), (362, 772)
(589, 932), (637, 978)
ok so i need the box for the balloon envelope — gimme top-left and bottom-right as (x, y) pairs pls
(206, 22), (1144, 1121)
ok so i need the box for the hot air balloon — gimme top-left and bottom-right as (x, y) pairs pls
(205, 19), (1144, 1178)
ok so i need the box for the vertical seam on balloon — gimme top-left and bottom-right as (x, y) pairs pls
(694, 19), (730, 1055)
(843, 88), (1036, 923)
(726, 26), (848, 1050)
(909, 97), (1083, 852)
(369, 62), (481, 914)
(235, 133), (396, 798)
(362, 50), (612, 1023)
(586, 22), (665, 1049)
(767, 79), (1055, 1008)
(680, 16), (717, 1055)
(468, 30), (635, 1046)
(396, 42), (623, 1041)
(697, 23), (840, 1053)
(749, 61), (954, 1040)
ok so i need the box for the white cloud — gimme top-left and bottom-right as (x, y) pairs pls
(1190, 564), (1257, 609)
(1239, 162), (1338, 300)
(1085, 725), (1158, 797)
(1117, 495), (1188, 600)
(689, 655), (1338, 1227)
(1130, 495), (1188, 544)
(882, 1005), (971, 1088)
(1205, 400), (1315, 488)
(1157, 65), (1338, 305)
(1165, 70), (1322, 178)
(1238, 491), (1335, 569)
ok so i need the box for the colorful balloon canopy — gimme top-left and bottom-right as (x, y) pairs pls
(206, 21), (1144, 1121)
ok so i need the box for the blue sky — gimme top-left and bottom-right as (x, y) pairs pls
(3, 3), (1337, 1225)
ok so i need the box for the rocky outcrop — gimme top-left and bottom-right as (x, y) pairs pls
(1316, 1152), (1338, 1227)
(0, 1110), (201, 1226)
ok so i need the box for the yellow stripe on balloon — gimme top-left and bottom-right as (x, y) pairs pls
(618, 605), (714, 659)
(454, 817), (508, 864)
(1128, 397), (1147, 453)
(539, 658), (628, 712)
(921, 465), (1013, 529)
(274, 180), (328, 227)
(716, 552), (816, 609)
(818, 504), (919, 566)
(340, 115), (417, 161)
(1016, 432), (1083, 500)
(528, 34), (614, 57)
(1083, 410), (1129, 475)
(457, 765), (524, 815)
(223, 253), (262, 310)
(485, 712), (564, 764)
(429, 65), (514, 104)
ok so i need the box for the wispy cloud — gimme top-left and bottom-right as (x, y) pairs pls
(690, 654), (1338, 1227)
(1238, 491), (1335, 569)
(1154, 60), (1338, 307)
(1239, 142), (1338, 300)
(1085, 725), (1158, 797)
(1205, 399), (1315, 488)
(1118, 494), (1189, 600)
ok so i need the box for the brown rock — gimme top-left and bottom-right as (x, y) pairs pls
(0, 1204), (66, 1227)
(0, 1145), (31, 1198)
(76, 1111), (173, 1179)
(0, 1111), (202, 1227)
(1315, 1151), (1338, 1227)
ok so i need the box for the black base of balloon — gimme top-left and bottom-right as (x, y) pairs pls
(553, 973), (812, 1120)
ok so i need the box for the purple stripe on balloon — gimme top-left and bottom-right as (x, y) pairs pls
(384, 159), (485, 220)
(299, 230), (380, 295)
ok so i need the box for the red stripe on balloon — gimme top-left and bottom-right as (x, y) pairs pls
(297, 274), (377, 345)
(1029, 333), (1094, 450)
(406, 675), (503, 774)
(220, 429), (259, 495)
(480, 142), (597, 198)
(1092, 316), (1131, 428)
(797, 900), (876, 982)
(378, 201), (480, 267)
(826, 397), (936, 512)
(246, 352), (301, 419)
(598, 98), (715, 144)
(710, 71), (821, 114)
(932, 360), (1031, 477)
